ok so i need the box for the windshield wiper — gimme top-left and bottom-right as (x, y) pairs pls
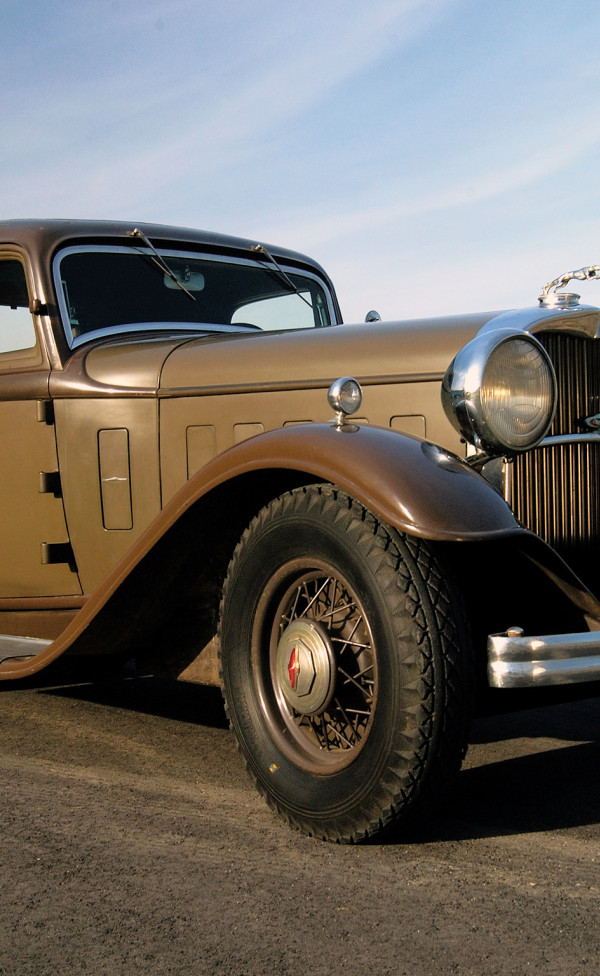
(128, 227), (196, 302)
(251, 243), (313, 311)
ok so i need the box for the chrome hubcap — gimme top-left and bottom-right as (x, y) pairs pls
(276, 619), (336, 715)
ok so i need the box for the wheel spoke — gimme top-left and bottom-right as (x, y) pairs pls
(317, 598), (357, 621)
(301, 576), (333, 617)
(285, 583), (303, 625)
(337, 667), (373, 702)
(331, 636), (370, 650)
(323, 718), (357, 749)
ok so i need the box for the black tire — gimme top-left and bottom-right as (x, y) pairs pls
(219, 485), (473, 843)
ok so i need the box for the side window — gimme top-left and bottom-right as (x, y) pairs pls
(0, 259), (37, 355)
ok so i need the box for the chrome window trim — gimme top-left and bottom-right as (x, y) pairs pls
(53, 244), (337, 350)
(60, 322), (262, 348)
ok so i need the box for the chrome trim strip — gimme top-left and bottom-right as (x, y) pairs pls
(158, 371), (444, 399)
(538, 432), (600, 447)
(488, 630), (600, 688)
(0, 634), (52, 663)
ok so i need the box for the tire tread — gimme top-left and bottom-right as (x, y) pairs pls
(219, 484), (473, 843)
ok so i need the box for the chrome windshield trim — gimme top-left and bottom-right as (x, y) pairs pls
(66, 321), (258, 350)
(53, 244), (337, 350)
(488, 630), (600, 688)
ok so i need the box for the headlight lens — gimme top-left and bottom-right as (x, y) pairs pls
(480, 338), (554, 449)
(442, 330), (556, 456)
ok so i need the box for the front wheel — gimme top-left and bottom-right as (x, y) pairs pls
(219, 485), (472, 843)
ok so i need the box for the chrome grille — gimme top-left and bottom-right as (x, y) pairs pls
(510, 331), (600, 584)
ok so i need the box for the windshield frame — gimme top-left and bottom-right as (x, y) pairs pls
(53, 244), (337, 349)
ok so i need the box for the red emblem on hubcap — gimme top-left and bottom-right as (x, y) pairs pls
(288, 647), (299, 689)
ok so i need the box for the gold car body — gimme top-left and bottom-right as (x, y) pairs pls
(1, 219), (599, 693)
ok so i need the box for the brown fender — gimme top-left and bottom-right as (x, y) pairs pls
(0, 422), (521, 679)
(190, 421), (520, 540)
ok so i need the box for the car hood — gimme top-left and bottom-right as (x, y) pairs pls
(50, 312), (501, 397)
(159, 312), (500, 394)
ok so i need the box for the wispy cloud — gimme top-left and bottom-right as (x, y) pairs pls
(0, 0), (463, 214)
(2, 0), (600, 325)
(255, 111), (600, 251)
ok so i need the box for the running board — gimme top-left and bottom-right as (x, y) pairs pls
(0, 634), (52, 663)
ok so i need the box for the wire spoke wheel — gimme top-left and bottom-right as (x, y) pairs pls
(219, 485), (473, 843)
(259, 565), (376, 771)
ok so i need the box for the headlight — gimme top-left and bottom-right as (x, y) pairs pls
(441, 330), (556, 456)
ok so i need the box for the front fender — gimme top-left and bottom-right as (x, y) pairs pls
(0, 423), (520, 680)
(190, 421), (520, 542)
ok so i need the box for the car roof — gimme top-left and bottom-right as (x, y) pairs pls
(0, 218), (327, 275)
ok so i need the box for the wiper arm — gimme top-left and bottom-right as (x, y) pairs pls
(128, 227), (196, 302)
(251, 243), (313, 311)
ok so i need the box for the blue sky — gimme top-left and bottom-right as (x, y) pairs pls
(2, 0), (600, 321)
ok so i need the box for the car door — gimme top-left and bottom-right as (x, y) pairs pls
(0, 251), (81, 598)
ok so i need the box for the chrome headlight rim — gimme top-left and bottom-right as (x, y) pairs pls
(442, 328), (557, 457)
(327, 376), (363, 419)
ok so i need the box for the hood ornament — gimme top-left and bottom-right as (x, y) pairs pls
(538, 265), (600, 308)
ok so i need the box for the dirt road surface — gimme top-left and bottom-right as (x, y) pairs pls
(1, 668), (599, 976)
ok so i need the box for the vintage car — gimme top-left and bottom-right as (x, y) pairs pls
(1, 218), (599, 842)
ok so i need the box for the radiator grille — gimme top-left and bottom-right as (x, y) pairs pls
(510, 331), (600, 585)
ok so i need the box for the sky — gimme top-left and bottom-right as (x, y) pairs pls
(2, 0), (600, 322)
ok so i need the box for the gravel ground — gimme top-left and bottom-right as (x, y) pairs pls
(1, 670), (599, 976)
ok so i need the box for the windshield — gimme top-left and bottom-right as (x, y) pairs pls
(54, 245), (334, 347)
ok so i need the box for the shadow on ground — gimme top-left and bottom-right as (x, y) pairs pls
(4, 661), (600, 845)
(0, 658), (229, 730)
(406, 695), (600, 844)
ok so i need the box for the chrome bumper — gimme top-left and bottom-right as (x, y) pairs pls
(488, 629), (600, 688)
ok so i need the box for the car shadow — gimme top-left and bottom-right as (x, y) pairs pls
(19, 665), (230, 730)
(404, 696), (600, 844)
(5, 663), (600, 843)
